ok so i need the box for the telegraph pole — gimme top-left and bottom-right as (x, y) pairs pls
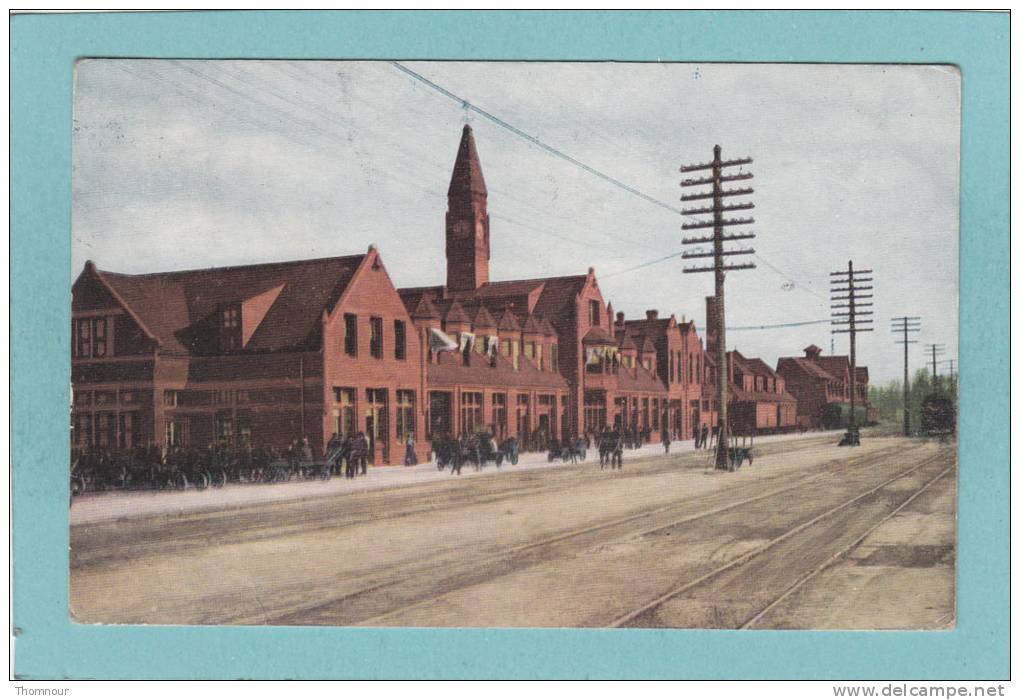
(891, 316), (920, 436)
(680, 145), (756, 471)
(943, 359), (955, 380)
(925, 343), (945, 381)
(831, 261), (873, 445)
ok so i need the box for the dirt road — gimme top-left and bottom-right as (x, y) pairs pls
(70, 435), (956, 628)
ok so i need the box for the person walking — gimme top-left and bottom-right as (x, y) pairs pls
(355, 431), (369, 475)
(611, 430), (624, 470)
(404, 434), (418, 466)
(662, 431), (671, 454)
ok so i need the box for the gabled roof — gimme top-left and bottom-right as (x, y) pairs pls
(82, 254), (366, 354)
(444, 300), (470, 325)
(412, 294), (440, 320)
(522, 314), (544, 335)
(497, 308), (521, 332)
(747, 358), (778, 378)
(640, 336), (657, 354)
(537, 315), (557, 337)
(777, 356), (836, 381)
(472, 304), (498, 330)
(815, 355), (851, 378)
(617, 331), (637, 352)
(583, 326), (617, 346)
(398, 273), (587, 330)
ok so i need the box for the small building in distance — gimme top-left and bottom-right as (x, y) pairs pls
(777, 344), (875, 429)
(704, 296), (798, 435)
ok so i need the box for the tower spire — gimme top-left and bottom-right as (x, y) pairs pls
(446, 125), (490, 292)
(448, 124), (487, 198)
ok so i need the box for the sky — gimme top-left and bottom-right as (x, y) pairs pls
(72, 60), (960, 385)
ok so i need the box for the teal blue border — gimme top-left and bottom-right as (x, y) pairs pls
(11, 10), (1008, 679)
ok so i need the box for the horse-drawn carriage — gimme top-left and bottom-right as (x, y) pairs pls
(547, 438), (587, 463)
(69, 439), (353, 500)
(433, 433), (512, 473)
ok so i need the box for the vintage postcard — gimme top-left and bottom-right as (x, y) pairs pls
(68, 59), (959, 630)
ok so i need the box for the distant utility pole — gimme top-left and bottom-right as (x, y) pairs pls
(925, 343), (946, 381)
(680, 145), (756, 472)
(831, 261), (873, 445)
(943, 358), (956, 380)
(891, 316), (921, 437)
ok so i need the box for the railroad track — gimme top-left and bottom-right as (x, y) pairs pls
(318, 443), (938, 629)
(608, 452), (953, 628)
(72, 434), (841, 570)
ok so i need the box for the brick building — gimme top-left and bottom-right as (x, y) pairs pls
(776, 344), (874, 429)
(71, 247), (426, 466)
(70, 125), (776, 464)
(396, 125), (715, 449)
(704, 297), (798, 435)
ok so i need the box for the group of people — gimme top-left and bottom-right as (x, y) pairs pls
(595, 429), (626, 470)
(324, 432), (371, 479)
(693, 424), (714, 450)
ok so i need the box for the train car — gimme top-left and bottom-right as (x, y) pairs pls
(920, 393), (956, 438)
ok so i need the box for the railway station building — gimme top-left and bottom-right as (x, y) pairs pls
(70, 124), (774, 465)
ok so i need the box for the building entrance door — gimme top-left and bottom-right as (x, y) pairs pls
(366, 388), (389, 464)
(429, 392), (452, 439)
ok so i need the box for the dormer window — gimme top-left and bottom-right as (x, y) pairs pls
(220, 304), (242, 352)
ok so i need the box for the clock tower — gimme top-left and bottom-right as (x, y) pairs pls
(445, 125), (490, 292)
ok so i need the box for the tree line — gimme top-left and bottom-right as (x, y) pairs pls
(868, 368), (958, 432)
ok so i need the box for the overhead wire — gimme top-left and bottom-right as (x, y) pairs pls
(390, 61), (826, 302)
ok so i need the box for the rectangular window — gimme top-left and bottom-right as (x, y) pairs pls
(73, 318), (97, 358)
(333, 387), (356, 437)
(237, 415), (252, 447)
(460, 392), (483, 435)
(589, 300), (600, 326)
(537, 344), (544, 370)
(396, 390), (415, 443)
(92, 318), (107, 357)
(394, 320), (406, 360)
(512, 340), (520, 370)
(550, 344), (558, 373)
(74, 413), (93, 448)
(165, 418), (186, 447)
(524, 341), (534, 359)
(163, 390), (178, 407)
(220, 305), (241, 352)
(492, 393), (508, 437)
(652, 399), (660, 431)
(95, 412), (115, 448)
(370, 317), (383, 358)
(344, 314), (358, 357)
(500, 339), (511, 357)
(215, 412), (234, 445)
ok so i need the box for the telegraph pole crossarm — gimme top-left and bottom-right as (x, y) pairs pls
(680, 145), (757, 472)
